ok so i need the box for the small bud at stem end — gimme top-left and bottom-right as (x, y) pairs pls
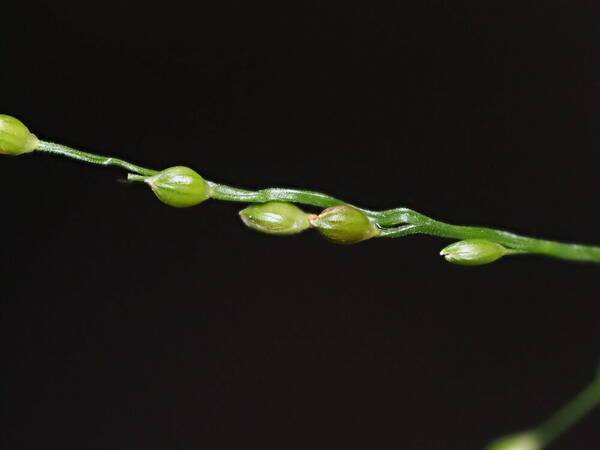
(440, 239), (508, 266)
(0, 114), (39, 156)
(485, 432), (541, 450)
(144, 166), (210, 208)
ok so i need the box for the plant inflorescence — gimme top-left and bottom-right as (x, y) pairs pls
(2, 113), (600, 448)
(3, 114), (600, 266)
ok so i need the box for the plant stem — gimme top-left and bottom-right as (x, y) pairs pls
(380, 219), (600, 262)
(127, 174), (148, 182)
(36, 140), (159, 177)
(33, 139), (600, 263)
(534, 374), (600, 447)
(207, 182), (350, 210)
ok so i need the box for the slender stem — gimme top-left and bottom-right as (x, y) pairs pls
(207, 182), (350, 210)
(127, 174), (148, 182)
(367, 207), (437, 227)
(378, 224), (425, 238)
(208, 182), (432, 225)
(31, 139), (600, 263)
(534, 375), (600, 447)
(381, 218), (600, 262)
(36, 140), (159, 177)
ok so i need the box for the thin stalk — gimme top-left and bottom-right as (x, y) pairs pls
(207, 182), (350, 210)
(380, 219), (600, 262)
(534, 375), (600, 447)
(36, 140), (159, 177)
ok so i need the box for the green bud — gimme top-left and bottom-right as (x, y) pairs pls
(0, 114), (39, 156)
(485, 432), (541, 450)
(440, 239), (508, 266)
(128, 166), (210, 208)
(239, 201), (311, 235)
(311, 205), (379, 244)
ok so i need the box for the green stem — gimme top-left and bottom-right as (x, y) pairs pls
(32, 139), (600, 263)
(127, 174), (149, 182)
(534, 375), (600, 447)
(380, 219), (600, 262)
(207, 182), (350, 210)
(36, 140), (159, 177)
(208, 182), (432, 225)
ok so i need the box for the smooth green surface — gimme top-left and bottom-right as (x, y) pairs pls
(485, 432), (541, 450)
(0, 114), (39, 155)
(239, 201), (311, 235)
(24, 138), (600, 263)
(132, 166), (210, 208)
(440, 239), (508, 266)
(311, 205), (379, 244)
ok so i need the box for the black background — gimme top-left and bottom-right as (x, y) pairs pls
(2, 2), (599, 449)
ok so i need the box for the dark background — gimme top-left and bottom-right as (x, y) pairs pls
(1, 2), (599, 449)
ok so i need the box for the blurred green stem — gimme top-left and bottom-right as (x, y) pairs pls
(535, 373), (600, 446)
